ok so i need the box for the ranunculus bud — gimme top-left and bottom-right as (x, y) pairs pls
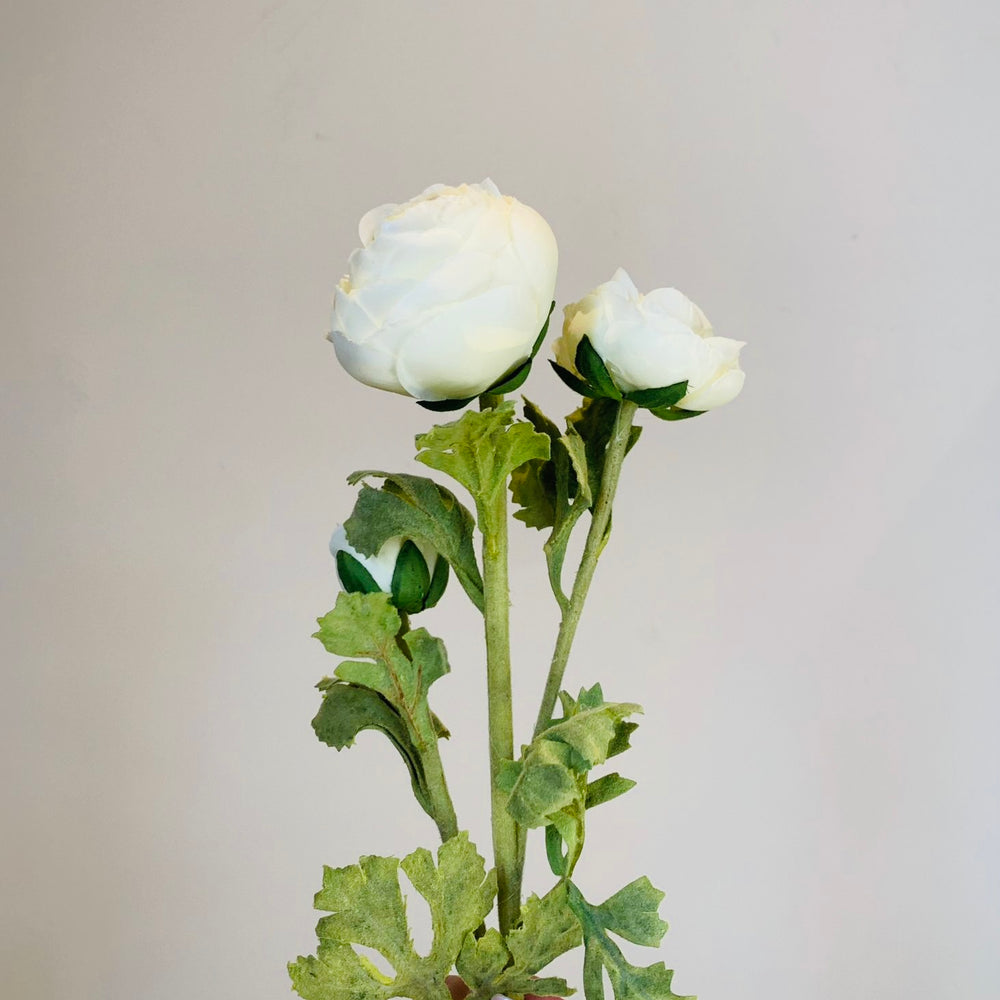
(329, 526), (449, 616)
(553, 268), (745, 412)
(329, 179), (558, 406)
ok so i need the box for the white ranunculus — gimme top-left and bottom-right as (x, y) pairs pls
(330, 179), (559, 402)
(554, 268), (745, 410)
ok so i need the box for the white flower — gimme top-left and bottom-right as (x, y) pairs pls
(329, 526), (448, 614)
(554, 268), (745, 410)
(330, 179), (558, 402)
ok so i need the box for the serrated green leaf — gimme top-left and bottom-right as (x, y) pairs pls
(314, 592), (451, 776)
(415, 402), (551, 513)
(345, 471), (484, 611)
(289, 833), (496, 1000)
(575, 337), (622, 400)
(457, 883), (582, 999)
(567, 880), (693, 1000)
(311, 682), (436, 816)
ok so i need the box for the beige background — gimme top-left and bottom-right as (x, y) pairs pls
(3, 1), (999, 997)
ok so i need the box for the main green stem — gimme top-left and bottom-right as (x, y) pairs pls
(533, 399), (638, 736)
(478, 393), (521, 935)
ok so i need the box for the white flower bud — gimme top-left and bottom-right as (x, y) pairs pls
(554, 268), (745, 410)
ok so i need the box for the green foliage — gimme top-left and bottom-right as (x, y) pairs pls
(345, 470), (484, 610)
(288, 833), (496, 1000)
(312, 682), (447, 819)
(567, 880), (692, 1000)
(574, 337), (622, 400)
(498, 684), (641, 877)
(312, 592), (451, 820)
(510, 399), (641, 607)
(457, 882), (583, 999)
(415, 402), (551, 519)
(649, 405), (705, 421)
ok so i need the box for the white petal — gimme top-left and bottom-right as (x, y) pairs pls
(329, 328), (406, 394)
(605, 322), (705, 393)
(678, 367), (746, 410)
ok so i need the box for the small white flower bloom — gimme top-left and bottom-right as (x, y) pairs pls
(330, 180), (558, 402)
(554, 268), (745, 410)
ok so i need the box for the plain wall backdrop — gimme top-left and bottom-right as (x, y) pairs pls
(3, 1), (999, 997)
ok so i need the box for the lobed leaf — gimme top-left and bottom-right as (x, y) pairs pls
(415, 402), (550, 514)
(289, 834), (496, 1000)
(567, 880), (693, 1000)
(345, 471), (484, 610)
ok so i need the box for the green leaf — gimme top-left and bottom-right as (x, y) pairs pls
(510, 399), (564, 531)
(584, 772), (637, 810)
(288, 833), (496, 1000)
(415, 401), (551, 512)
(311, 681), (436, 817)
(457, 883), (582, 999)
(501, 685), (642, 878)
(390, 540), (431, 615)
(575, 337), (622, 400)
(314, 592), (450, 749)
(345, 471), (484, 611)
(567, 880), (693, 1000)
(624, 381), (688, 410)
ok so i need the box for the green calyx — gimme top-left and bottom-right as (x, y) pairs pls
(551, 336), (701, 419)
(336, 540), (451, 616)
(416, 301), (555, 412)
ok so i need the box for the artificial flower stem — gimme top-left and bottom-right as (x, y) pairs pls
(533, 399), (639, 737)
(478, 394), (522, 935)
(420, 735), (460, 843)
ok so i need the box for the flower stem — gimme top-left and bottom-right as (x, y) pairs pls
(533, 399), (639, 736)
(478, 394), (521, 935)
(420, 734), (459, 842)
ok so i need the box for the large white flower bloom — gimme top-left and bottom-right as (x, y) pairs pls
(330, 180), (558, 402)
(554, 268), (745, 410)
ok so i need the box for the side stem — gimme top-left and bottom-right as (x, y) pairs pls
(533, 399), (638, 736)
(420, 734), (459, 842)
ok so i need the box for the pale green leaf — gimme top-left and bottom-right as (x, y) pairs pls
(416, 402), (551, 512)
(289, 834), (496, 1000)
(457, 883), (581, 999)
(345, 471), (484, 611)
(567, 880), (693, 1000)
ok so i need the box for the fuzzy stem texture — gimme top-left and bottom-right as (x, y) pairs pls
(533, 399), (639, 736)
(477, 393), (521, 935)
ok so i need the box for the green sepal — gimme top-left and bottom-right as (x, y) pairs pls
(487, 357), (532, 395)
(550, 360), (602, 398)
(456, 882), (582, 999)
(312, 681), (437, 818)
(417, 395), (476, 412)
(345, 471), (484, 611)
(567, 879), (692, 1000)
(649, 405), (705, 421)
(390, 540), (431, 615)
(288, 833), (496, 1000)
(624, 380), (688, 410)
(335, 550), (382, 596)
(423, 556), (450, 610)
(574, 336), (622, 400)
